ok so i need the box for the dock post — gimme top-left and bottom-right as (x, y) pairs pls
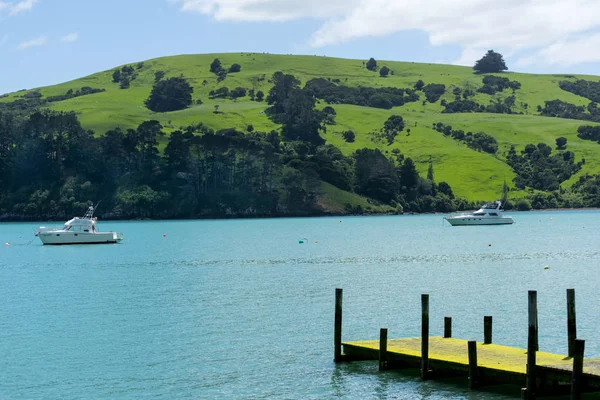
(527, 290), (538, 399)
(468, 340), (479, 389)
(484, 316), (493, 344)
(379, 328), (388, 371)
(521, 388), (528, 399)
(421, 294), (430, 380)
(334, 288), (343, 362)
(567, 289), (577, 358)
(571, 339), (585, 400)
(444, 317), (452, 338)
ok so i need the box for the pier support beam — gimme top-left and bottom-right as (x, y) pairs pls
(444, 317), (452, 338)
(379, 328), (388, 371)
(468, 340), (479, 389)
(527, 290), (538, 399)
(567, 289), (577, 358)
(571, 339), (585, 400)
(421, 294), (430, 380)
(334, 288), (343, 362)
(484, 316), (493, 344)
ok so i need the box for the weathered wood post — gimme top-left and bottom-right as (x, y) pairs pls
(468, 340), (479, 389)
(379, 328), (388, 371)
(571, 339), (585, 400)
(521, 388), (528, 399)
(421, 294), (430, 380)
(484, 316), (493, 344)
(527, 290), (538, 399)
(567, 289), (577, 358)
(444, 317), (452, 338)
(334, 288), (343, 362)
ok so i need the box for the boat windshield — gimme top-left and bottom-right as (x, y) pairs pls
(482, 203), (499, 209)
(473, 212), (486, 216)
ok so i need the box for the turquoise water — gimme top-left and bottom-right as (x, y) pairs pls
(1, 211), (600, 399)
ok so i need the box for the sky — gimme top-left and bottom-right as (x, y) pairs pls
(2, 0), (600, 94)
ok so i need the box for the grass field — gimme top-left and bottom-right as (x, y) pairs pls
(4, 52), (600, 203)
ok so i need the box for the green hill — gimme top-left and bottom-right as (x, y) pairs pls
(3, 52), (600, 214)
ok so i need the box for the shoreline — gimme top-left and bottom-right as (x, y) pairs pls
(2, 207), (600, 223)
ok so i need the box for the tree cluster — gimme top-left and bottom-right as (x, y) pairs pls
(576, 125), (600, 143)
(432, 123), (498, 154)
(422, 84), (446, 103)
(304, 78), (419, 109)
(112, 65), (138, 89)
(506, 143), (582, 191)
(477, 75), (521, 95)
(209, 58), (242, 82)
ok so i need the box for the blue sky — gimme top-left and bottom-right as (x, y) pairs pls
(2, 0), (600, 94)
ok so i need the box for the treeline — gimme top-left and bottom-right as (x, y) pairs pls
(0, 82), (467, 220)
(577, 125), (600, 143)
(559, 79), (600, 103)
(539, 99), (600, 122)
(432, 123), (498, 154)
(0, 87), (106, 113)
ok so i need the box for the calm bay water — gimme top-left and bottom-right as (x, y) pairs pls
(2, 211), (600, 399)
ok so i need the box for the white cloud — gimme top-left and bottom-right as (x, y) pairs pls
(17, 35), (46, 50)
(8, 0), (38, 15)
(0, 2), (8, 11)
(170, 0), (600, 68)
(60, 32), (79, 43)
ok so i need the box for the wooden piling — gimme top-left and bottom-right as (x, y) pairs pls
(468, 340), (478, 389)
(527, 290), (538, 399)
(334, 288), (343, 362)
(444, 317), (452, 338)
(567, 289), (577, 358)
(379, 328), (388, 371)
(521, 388), (528, 399)
(484, 316), (493, 344)
(421, 294), (430, 380)
(571, 339), (585, 400)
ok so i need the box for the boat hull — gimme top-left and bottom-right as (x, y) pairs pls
(444, 217), (514, 226)
(38, 232), (123, 245)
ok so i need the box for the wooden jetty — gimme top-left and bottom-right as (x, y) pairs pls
(334, 288), (597, 399)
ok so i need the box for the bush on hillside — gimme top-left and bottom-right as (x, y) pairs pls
(422, 83), (446, 103)
(145, 77), (193, 112)
(366, 58), (377, 71)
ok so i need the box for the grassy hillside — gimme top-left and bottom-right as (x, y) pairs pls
(4, 52), (600, 203)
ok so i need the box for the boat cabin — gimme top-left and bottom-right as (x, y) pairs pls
(63, 217), (97, 233)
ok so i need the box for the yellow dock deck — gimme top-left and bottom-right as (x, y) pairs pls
(343, 337), (600, 379)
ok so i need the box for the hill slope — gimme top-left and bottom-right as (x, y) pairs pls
(3, 52), (600, 203)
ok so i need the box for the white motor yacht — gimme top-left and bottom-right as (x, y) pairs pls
(36, 206), (123, 245)
(444, 201), (514, 226)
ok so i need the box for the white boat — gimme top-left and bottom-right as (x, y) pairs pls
(36, 206), (124, 245)
(444, 201), (514, 226)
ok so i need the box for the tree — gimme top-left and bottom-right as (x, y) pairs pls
(281, 89), (324, 145)
(267, 72), (300, 114)
(256, 90), (264, 102)
(414, 80), (424, 90)
(210, 58), (222, 73)
(342, 130), (355, 142)
(145, 77), (193, 112)
(119, 76), (130, 89)
(228, 63), (241, 73)
(379, 66), (390, 77)
(154, 71), (165, 83)
(427, 162), (434, 182)
(230, 87), (247, 100)
(556, 137), (567, 150)
(366, 58), (377, 71)
(112, 70), (121, 83)
(473, 50), (508, 73)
